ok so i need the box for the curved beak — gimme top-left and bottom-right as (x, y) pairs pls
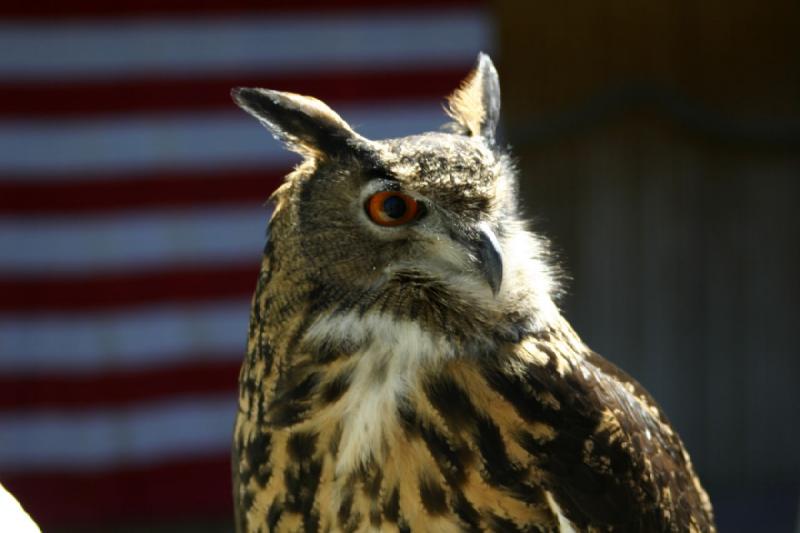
(467, 223), (503, 296)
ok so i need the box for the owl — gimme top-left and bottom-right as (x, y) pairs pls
(230, 54), (715, 532)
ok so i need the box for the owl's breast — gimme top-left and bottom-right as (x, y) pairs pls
(283, 362), (556, 531)
(301, 311), (453, 474)
(234, 310), (562, 532)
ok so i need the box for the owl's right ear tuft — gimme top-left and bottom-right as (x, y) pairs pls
(445, 53), (501, 144)
(231, 87), (360, 159)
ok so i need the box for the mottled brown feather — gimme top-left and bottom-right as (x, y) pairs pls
(231, 55), (715, 532)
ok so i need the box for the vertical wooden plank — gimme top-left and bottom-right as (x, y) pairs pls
(570, 126), (644, 375)
(740, 159), (800, 479)
(637, 129), (707, 460)
(701, 155), (750, 482)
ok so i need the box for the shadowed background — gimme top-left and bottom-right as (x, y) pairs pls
(0, 1), (798, 531)
(497, 2), (800, 532)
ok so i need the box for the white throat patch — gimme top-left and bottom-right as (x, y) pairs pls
(304, 311), (452, 475)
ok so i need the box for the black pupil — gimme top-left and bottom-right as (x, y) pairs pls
(382, 195), (407, 219)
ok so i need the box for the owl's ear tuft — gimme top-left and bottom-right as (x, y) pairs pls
(445, 53), (501, 143)
(232, 87), (360, 159)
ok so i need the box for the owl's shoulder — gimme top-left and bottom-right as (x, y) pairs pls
(482, 333), (715, 531)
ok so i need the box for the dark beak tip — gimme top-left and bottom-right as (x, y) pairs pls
(477, 226), (503, 297)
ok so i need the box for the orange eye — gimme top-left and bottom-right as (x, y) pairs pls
(366, 191), (420, 226)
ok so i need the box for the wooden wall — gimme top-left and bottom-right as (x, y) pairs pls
(493, 0), (800, 492)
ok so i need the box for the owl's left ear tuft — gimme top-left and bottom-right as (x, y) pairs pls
(232, 87), (361, 159)
(445, 52), (501, 143)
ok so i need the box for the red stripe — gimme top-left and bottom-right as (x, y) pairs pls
(0, 168), (282, 214)
(0, 67), (466, 118)
(0, 359), (240, 410)
(1, 0), (481, 19)
(2, 454), (232, 527)
(0, 263), (257, 312)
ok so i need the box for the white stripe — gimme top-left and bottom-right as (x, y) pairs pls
(0, 10), (490, 80)
(545, 491), (577, 533)
(0, 206), (266, 274)
(0, 104), (447, 176)
(0, 301), (247, 374)
(0, 395), (234, 472)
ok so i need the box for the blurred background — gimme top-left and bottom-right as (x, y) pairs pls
(0, 1), (797, 531)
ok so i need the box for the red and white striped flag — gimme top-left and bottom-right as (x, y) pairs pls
(0, 1), (492, 528)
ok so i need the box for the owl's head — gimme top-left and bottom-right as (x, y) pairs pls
(233, 54), (559, 343)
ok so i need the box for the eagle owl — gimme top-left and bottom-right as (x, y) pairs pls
(230, 54), (715, 532)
